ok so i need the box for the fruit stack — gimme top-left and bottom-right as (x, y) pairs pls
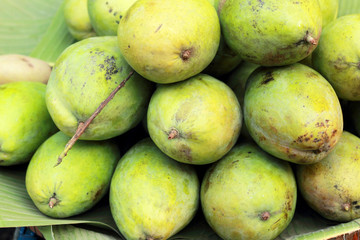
(0, 0), (360, 239)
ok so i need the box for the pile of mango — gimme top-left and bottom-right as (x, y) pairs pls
(1, 0), (360, 239)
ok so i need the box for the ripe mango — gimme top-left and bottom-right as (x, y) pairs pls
(244, 63), (343, 164)
(110, 138), (199, 240)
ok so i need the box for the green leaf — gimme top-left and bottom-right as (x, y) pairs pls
(338, 0), (360, 17)
(0, 166), (121, 237)
(38, 224), (121, 240)
(0, 0), (75, 62)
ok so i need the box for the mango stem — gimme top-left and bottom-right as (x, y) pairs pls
(54, 70), (135, 167)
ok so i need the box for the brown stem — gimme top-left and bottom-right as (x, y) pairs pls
(168, 128), (179, 140)
(54, 70), (135, 167)
(48, 197), (57, 208)
(342, 203), (351, 211)
(260, 211), (271, 221)
(305, 34), (317, 45)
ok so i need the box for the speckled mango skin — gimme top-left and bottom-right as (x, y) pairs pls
(244, 63), (343, 164)
(64, 0), (96, 41)
(25, 131), (120, 218)
(312, 14), (360, 101)
(88, 0), (137, 36)
(46, 36), (153, 140)
(117, 0), (220, 84)
(201, 143), (297, 240)
(219, 0), (322, 66)
(109, 138), (199, 240)
(297, 131), (360, 222)
(0, 82), (57, 166)
(147, 74), (242, 165)
(318, 0), (339, 28)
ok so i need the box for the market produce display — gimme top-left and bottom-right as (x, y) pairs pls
(0, 0), (360, 239)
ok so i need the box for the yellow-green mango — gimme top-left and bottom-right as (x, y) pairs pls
(219, 0), (322, 66)
(109, 138), (199, 240)
(0, 82), (57, 166)
(0, 54), (52, 84)
(88, 0), (137, 36)
(244, 63), (343, 164)
(203, 35), (242, 78)
(46, 36), (153, 140)
(64, 0), (96, 41)
(201, 143), (297, 240)
(147, 73), (241, 165)
(318, 0), (339, 28)
(25, 131), (120, 218)
(117, 0), (220, 84)
(227, 61), (259, 140)
(297, 131), (360, 222)
(312, 14), (360, 101)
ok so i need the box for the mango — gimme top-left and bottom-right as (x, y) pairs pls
(46, 36), (153, 140)
(109, 138), (199, 240)
(0, 82), (57, 166)
(25, 131), (120, 218)
(147, 73), (241, 165)
(219, 0), (322, 66)
(201, 142), (297, 240)
(88, 0), (137, 36)
(297, 131), (360, 222)
(312, 14), (360, 101)
(117, 0), (220, 84)
(244, 63), (343, 164)
(64, 0), (96, 40)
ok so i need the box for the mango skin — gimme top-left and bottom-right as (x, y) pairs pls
(64, 0), (96, 40)
(25, 131), (120, 218)
(0, 54), (52, 84)
(219, 0), (322, 66)
(147, 73), (242, 165)
(109, 138), (199, 240)
(88, 0), (137, 36)
(297, 131), (360, 222)
(201, 143), (297, 240)
(244, 63), (343, 164)
(0, 82), (57, 166)
(318, 0), (339, 28)
(117, 0), (220, 84)
(46, 36), (153, 140)
(312, 14), (360, 101)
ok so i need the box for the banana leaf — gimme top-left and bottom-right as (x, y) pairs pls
(0, 0), (74, 62)
(1, 0), (360, 239)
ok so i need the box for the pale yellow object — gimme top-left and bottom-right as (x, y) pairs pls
(0, 54), (52, 84)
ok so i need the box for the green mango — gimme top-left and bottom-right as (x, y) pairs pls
(117, 0), (220, 84)
(88, 0), (137, 36)
(203, 35), (242, 79)
(201, 142), (297, 240)
(318, 0), (339, 28)
(109, 138), (199, 240)
(312, 14), (360, 101)
(244, 63), (343, 164)
(0, 82), (57, 166)
(25, 131), (120, 218)
(46, 36), (153, 140)
(219, 0), (322, 66)
(297, 131), (360, 222)
(147, 73), (242, 165)
(227, 61), (259, 140)
(227, 61), (259, 108)
(64, 0), (96, 41)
